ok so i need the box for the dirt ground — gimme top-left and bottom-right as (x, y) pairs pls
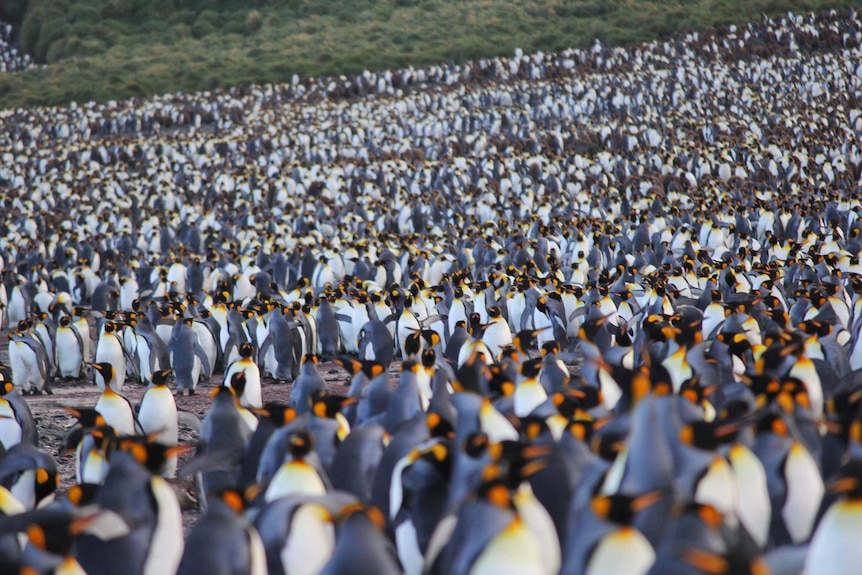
(1, 335), (361, 533)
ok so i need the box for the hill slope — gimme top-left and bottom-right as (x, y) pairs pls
(1, 0), (861, 109)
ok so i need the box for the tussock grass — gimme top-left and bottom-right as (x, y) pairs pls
(0, 0), (860, 109)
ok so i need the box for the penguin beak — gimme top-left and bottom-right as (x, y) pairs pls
(828, 476), (858, 494)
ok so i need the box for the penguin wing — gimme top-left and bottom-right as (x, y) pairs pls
(419, 314), (448, 328)
(568, 305), (588, 322)
(24, 337), (49, 385)
(8, 394), (37, 446)
(178, 447), (245, 478)
(445, 502), (515, 575)
(259, 332), (274, 359)
(193, 341), (212, 380)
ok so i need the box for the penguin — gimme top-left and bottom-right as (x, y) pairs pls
(8, 330), (49, 395)
(258, 305), (302, 383)
(0, 381), (37, 449)
(75, 448), (185, 575)
(483, 305), (513, 361)
(185, 385), (252, 514)
(290, 354), (330, 415)
(93, 369), (143, 436)
(60, 411), (113, 485)
(264, 430), (331, 502)
(224, 342), (262, 409)
(316, 296), (341, 360)
(169, 317), (211, 396)
(427, 462), (546, 575)
(803, 458), (862, 575)
(751, 411), (824, 547)
(253, 494), (349, 575)
(137, 369), (179, 477)
(131, 315), (170, 385)
(513, 358), (548, 418)
(328, 424), (388, 504)
(93, 320), (126, 392)
(357, 320), (395, 370)
(388, 439), (453, 575)
(318, 504), (402, 575)
(177, 489), (267, 575)
(54, 315), (85, 379)
(0, 442), (58, 510)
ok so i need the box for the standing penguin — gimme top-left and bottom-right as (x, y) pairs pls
(318, 504), (402, 575)
(258, 305), (301, 383)
(177, 489), (267, 575)
(357, 320), (395, 370)
(137, 369), (179, 477)
(74, 448), (185, 575)
(290, 354), (330, 415)
(54, 315), (85, 379)
(93, 321), (126, 392)
(316, 296), (342, 360)
(93, 369), (143, 436)
(224, 342), (262, 409)
(188, 386), (252, 513)
(0, 382), (37, 449)
(169, 318), (211, 396)
(803, 458), (862, 575)
(8, 330), (49, 395)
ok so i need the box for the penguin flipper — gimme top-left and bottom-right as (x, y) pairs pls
(178, 448), (242, 478)
(259, 333), (273, 359)
(193, 342), (212, 381)
(568, 306), (588, 322)
(419, 314), (448, 328)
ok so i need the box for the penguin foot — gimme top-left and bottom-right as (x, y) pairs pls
(188, 389), (196, 395)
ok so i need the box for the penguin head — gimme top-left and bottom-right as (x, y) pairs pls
(229, 372), (248, 398)
(512, 329), (541, 354)
(239, 342), (254, 359)
(103, 321), (116, 334)
(475, 464), (516, 510)
(310, 390), (357, 419)
(426, 411), (455, 438)
(302, 353), (319, 366)
(421, 349), (437, 369)
(287, 430), (315, 460)
(256, 402), (298, 427)
(829, 458), (862, 499)
(62, 406), (107, 430)
(116, 436), (192, 475)
(590, 491), (663, 526)
(65, 483), (101, 508)
(519, 358), (544, 379)
(152, 369), (173, 386)
(540, 341), (560, 356)
(88, 362), (115, 383)
(34, 466), (60, 505)
(360, 360), (385, 379)
(59, 315), (72, 327)
(679, 419), (743, 451)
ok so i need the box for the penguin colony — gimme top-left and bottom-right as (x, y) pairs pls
(0, 23), (33, 74)
(1, 7), (862, 575)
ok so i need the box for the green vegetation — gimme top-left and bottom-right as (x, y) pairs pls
(1, 0), (861, 109)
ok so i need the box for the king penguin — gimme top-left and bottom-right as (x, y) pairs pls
(137, 369), (179, 477)
(54, 315), (85, 379)
(224, 342), (263, 409)
(93, 368), (143, 436)
(177, 489), (267, 575)
(93, 320), (126, 392)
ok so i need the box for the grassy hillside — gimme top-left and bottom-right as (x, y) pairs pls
(1, 0), (861, 109)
